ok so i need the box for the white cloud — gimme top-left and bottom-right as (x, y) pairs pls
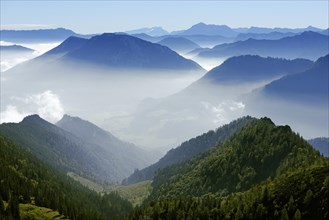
(201, 100), (245, 124)
(0, 105), (27, 123)
(31, 91), (64, 122)
(1, 90), (64, 124)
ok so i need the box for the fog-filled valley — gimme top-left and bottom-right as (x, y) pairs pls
(1, 29), (328, 151)
(1, 8), (329, 219)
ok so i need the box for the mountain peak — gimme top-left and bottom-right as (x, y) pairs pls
(41, 36), (87, 57)
(193, 22), (207, 27)
(57, 114), (91, 127)
(56, 114), (112, 140)
(57, 33), (203, 71)
(125, 26), (168, 36)
(181, 22), (237, 37)
(200, 55), (313, 83)
(22, 114), (45, 124)
(58, 114), (81, 121)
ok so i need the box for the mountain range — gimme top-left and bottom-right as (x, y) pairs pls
(60, 33), (203, 70)
(234, 31), (297, 41)
(0, 134), (133, 219)
(1, 21), (328, 220)
(125, 26), (169, 36)
(149, 117), (324, 199)
(234, 25), (324, 34)
(56, 114), (156, 178)
(123, 55), (317, 149)
(198, 31), (329, 60)
(0, 28), (92, 43)
(0, 45), (34, 53)
(172, 22), (238, 37)
(1, 115), (328, 219)
(197, 55), (313, 84)
(8, 33), (204, 72)
(261, 54), (329, 105)
(0, 114), (155, 183)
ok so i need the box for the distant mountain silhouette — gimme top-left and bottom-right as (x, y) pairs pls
(0, 45), (34, 53)
(173, 22), (238, 37)
(131, 33), (161, 43)
(308, 137), (329, 157)
(235, 32), (296, 41)
(6, 33), (204, 73)
(125, 26), (169, 36)
(1, 45), (36, 71)
(0, 28), (92, 43)
(262, 54), (329, 105)
(198, 31), (329, 60)
(234, 25), (324, 34)
(157, 37), (201, 53)
(198, 55), (313, 84)
(59, 33), (203, 70)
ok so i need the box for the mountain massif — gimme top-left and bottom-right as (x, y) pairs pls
(56, 114), (156, 179)
(261, 54), (329, 105)
(173, 22), (238, 37)
(1, 116), (328, 219)
(58, 33), (203, 70)
(0, 45), (34, 53)
(0, 28), (91, 43)
(6, 33), (204, 74)
(123, 116), (255, 185)
(1, 22), (328, 220)
(197, 55), (313, 84)
(129, 117), (328, 219)
(0, 134), (132, 220)
(198, 31), (329, 60)
(0, 115), (154, 183)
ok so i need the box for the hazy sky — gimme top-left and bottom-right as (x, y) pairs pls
(1, 1), (328, 34)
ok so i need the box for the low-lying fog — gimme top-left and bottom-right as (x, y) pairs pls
(0, 41), (60, 71)
(1, 54), (327, 152)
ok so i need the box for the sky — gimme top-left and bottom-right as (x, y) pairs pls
(1, 0), (328, 34)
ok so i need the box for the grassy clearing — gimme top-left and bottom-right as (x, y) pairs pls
(105, 180), (152, 207)
(66, 172), (152, 207)
(19, 203), (68, 220)
(67, 172), (104, 193)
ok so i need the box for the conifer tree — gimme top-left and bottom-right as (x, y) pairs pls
(7, 192), (20, 220)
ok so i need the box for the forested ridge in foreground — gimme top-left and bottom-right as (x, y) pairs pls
(0, 135), (132, 220)
(1, 117), (328, 220)
(128, 118), (328, 219)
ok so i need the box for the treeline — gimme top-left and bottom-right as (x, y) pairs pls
(0, 135), (132, 220)
(127, 118), (328, 219)
(149, 118), (324, 200)
(128, 164), (329, 220)
(123, 116), (255, 185)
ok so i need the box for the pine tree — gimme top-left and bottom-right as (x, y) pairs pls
(281, 207), (289, 220)
(7, 192), (20, 220)
(293, 209), (301, 220)
(303, 189), (313, 205)
(0, 194), (5, 216)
